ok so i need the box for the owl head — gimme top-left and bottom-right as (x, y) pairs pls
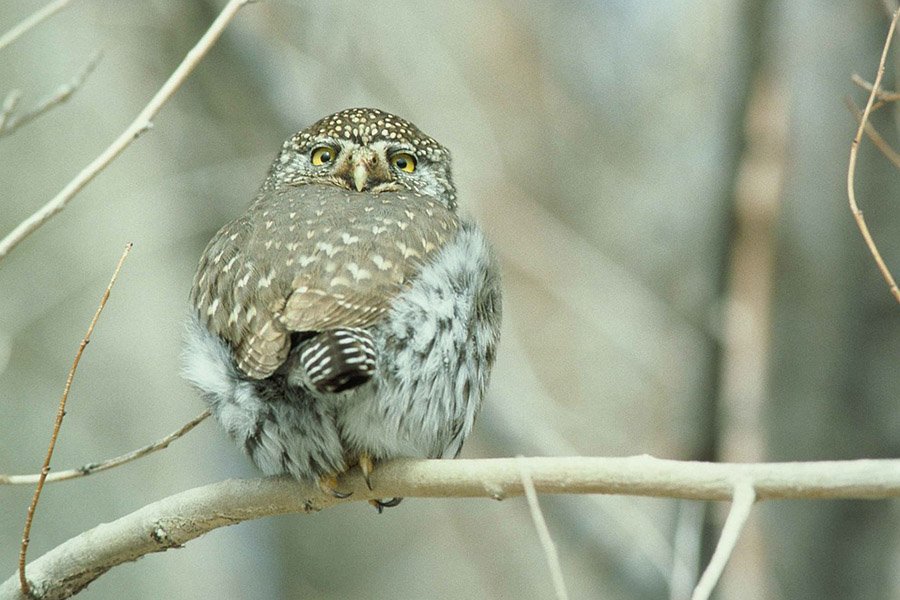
(265, 108), (457, 210)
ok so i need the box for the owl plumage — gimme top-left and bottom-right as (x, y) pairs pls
(183, 108), (502, 507)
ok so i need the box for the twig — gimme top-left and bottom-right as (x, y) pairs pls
(851, 73), (900, 102)
(0, 0), (75, 53)
(0, 410), (209, 485)
(517, 456), (569, 600)
(0, 50), (102, 139)
(847, 8), (900, 304)
(3, 456), (900, 600)
(690, 481), (756, 600)
(18, 243), (132, 598)
(0, 90), (22, 130)
(846, 97), (900, 170)
(0, 0), (252, 263)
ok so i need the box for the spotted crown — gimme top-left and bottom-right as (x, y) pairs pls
(293, 108), (447, 161)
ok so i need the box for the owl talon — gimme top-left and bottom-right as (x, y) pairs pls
(369, 497), (403, 513)
(359, 453), (375, 491)
(318, 474), (352, 499)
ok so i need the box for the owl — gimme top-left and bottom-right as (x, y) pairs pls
(183, 108), (502, 510)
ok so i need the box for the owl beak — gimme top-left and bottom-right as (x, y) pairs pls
(352, 161), (369, 192)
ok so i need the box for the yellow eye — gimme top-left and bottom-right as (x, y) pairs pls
(311, 146), (337, 166)
(390, 152), (417, 173)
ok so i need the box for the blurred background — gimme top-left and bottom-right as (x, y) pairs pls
(1, 1), (899, 598)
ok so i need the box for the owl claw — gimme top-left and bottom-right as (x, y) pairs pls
(359, 453), (375, 491)
(369, 497), (403, 513)
(318, 474), (352, 499)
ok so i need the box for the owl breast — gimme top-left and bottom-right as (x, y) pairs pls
(336, 221), (502, 460)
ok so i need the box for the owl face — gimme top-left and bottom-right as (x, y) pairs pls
(266, 108), (457, 210)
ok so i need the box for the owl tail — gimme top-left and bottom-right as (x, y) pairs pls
(290, 328), (376, 394)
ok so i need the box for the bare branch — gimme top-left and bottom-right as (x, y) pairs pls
(18, 243), (132, 597)
(0, 0), (253, 263)
(846, 97), (900, 170)
(0, 410), (209, 486)
(851, 73), (900, 102)
(847, 8), (900, 304)
(2, 456), (900, 600)
(518, 457), (569, 600)
(0, 50), (102, 139)
(0, 90), (22, 130)
(691, 481), (756, 600)
(0, 0), (75, 53)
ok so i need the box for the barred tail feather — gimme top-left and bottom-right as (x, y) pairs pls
(296, 328), (376, 393)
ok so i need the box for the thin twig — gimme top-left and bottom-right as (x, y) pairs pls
(18, 243), (132, 598)
(0, 50), (102, 139)
(0, 0), (75, 53)
(517, 456), (569, 600)
(846, 97), (900, 170)
(690, 481), (756, 600)
(851, 73), (900, 102)
(0, 90), (22, 130)
(847, 8), (900, 304)
(0, 0), (252, 263)
(0, 410), (209, 486)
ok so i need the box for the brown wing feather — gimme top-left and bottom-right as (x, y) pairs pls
(191, 184), (459, 379)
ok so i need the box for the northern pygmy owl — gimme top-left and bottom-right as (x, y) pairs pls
(183, 108), (502, 509)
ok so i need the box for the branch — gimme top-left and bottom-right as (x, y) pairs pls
(851, 73), (900, 102)
(2, 456), (900, 600)
(691, 481), (756, 600)
(0, 410), (210, 486)
(518, 457), (569, 600)
(0, 0), (76, 53)
(847, 7), (900, 304)
(846, 97), (900, 170)
(18, 244), (131, 597)
(0, 0), (252, 262)
(0, 51), (102, 139)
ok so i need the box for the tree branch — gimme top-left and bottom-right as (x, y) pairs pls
(847, 7), (900, 304)
(2, 456), (899, 600)
(0, 410), (210, 486)
(0, 0), (252, 262)
(691, 481), (756, 600)
(0, 0), (76, 53)
(0, 51), (102, 139)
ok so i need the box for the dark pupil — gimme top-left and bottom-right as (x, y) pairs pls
(319, 150), (331, 162)
(395, 157), (408, 169)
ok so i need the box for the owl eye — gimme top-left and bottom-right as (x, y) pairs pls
(311, 145), (338, 166)
(390, 152), (417, 173)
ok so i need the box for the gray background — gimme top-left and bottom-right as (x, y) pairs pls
(1, 1), (898, 598)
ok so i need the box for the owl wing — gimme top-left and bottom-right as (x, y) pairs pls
(192, 185), (459, 380)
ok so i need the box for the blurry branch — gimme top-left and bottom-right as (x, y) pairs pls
(18, 243), (131, 598)
(0, 410), (209, 486)
(846, 97), (900, 169)
(851, 73), (900, 102)
(0, 51), (101, 139)
(2, 456), (900, 600)
(518, 457), (569, 600)
(690, 481), (755, 600)
(0, 0), (253, 263)
(847, 8), (900, 304)
(0, 0), (76, 52)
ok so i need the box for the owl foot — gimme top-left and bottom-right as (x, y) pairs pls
(369, 497), (403, 513)
(358, 453), (375, 490)
(318, 474), (352, 499)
